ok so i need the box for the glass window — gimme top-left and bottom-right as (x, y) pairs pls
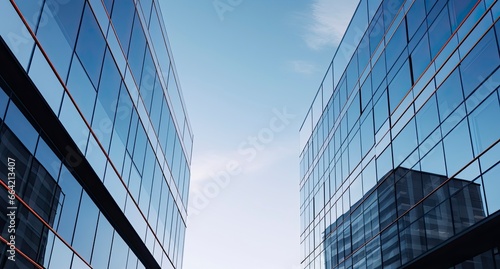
(483, 164), (500, 215)
(58, 93), (89, 154)
(114, 84), (134, 145)
(108, 232), (128, 269)
(150, 76), (164, 133)
(104, 0), (114, 14)
(149, 5), (171, 81)
(368, 9), (384, 56)
(90, 214), (113, 268)
(72, 192), (99, 261)
(376, 145), (393, 181)
(428, 6), (452, 58)
(371, 53), (386, 91)
(374, 90), (389, 131)
(55, 166), (83, 242)
(448, 0), (477, 30)
(36, 0), (82, 80)
(66, 55), (97, 121)
(347, 93), (361, 132)
(139, 48), (156, 111)
(420, 141), (447, 176)
(411, 33), (431, 81)
(0, 1), (34, 69)
(361, 75), (372, 110)
(460, 29), (500, 98)
(416, 94), (439, 142)
(381, 223), (400, 268)
(127, 249), (139, 269)
(48, 236), (73, 269)
(406, 0), (426, 38)
(103, 163), (127, 209)
(34, 137), (61, 179)
(15, 0), (43, 30)
(388, 60), (411, 112)
(425, 199), (453, 249)
(443, 119), (473, 176)
(346, 53), (359, 93)
(132, 124), (147, 173)
(128, 13), (147, 82)
(29, 47), (64, 113)
(468, 93), (500, 156)
(4, 101), (38, 153)
(436, 68), (464, 121)
(349, 130), (362, 172)
(76, 4), (106, 87)
(111, 0), (135, 51)
(392, 119), (417, 167)
(98, 48), (121, 118)
(86, 135), (108, 179)
(385, 20), (407, 70)
(45, 0), (85, 47)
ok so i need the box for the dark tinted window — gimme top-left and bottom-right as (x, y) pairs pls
(111, 0), (135, 51)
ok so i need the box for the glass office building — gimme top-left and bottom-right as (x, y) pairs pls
(299, 0), (500, 268)
(0, 0), (193, 268)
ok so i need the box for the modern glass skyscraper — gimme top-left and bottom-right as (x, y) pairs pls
(299, 0), (500, 268)
(0, 0), (193, 268)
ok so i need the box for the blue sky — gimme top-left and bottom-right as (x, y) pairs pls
(161, 1), (358, 268)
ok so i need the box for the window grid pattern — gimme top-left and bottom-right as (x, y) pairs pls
(300, 0), (500, 268)
(0, 0), (192, 268)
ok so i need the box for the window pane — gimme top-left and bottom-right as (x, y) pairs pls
(406, 0), (426, 38)
(36, 1), (80, 80)
(385, 20), (407, 70)
(29, 47), (64, 113)
(411, 33), (431, 81)
(48, 237), (73, 269)
(111, 0), (135, 50)
(72, 193), (99, 261)
(58, 93), (89, 153)
(66, 55), (97, 121)
(374, 90), (389, 131)
(393, 119), (417, 167)
(428, 5), (452, 58)
(56, 167), (82, 242)
(76, 4), (106, 87)
(90, 214), (113, 268)
(388, 60), (411, 112)
(416, 95), (439, 142)
(460, 29), (500, 97)
(127, 13), (146, 82)
(436, 68), (464, 120)
(0, 2), (34, 69)
(443, 119), (473, 175)
(15, 0), (43, 30)
(468, 93), (500, 156)
(44, 0), (85, 47)
(4, 101), (38, 153)
(483, 164), (500, 215)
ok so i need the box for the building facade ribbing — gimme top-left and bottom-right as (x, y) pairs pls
(299, 0), (500, 268)
(0, 0), (193, 268)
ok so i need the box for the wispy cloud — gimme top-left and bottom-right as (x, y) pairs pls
(288, 60), (317, 75)
(190, 144), (295, 194)
(304, 0), (359, 50)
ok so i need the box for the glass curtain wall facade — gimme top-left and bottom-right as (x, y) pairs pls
(299, 0), (500, 268)
(0, 0), (193, 269)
